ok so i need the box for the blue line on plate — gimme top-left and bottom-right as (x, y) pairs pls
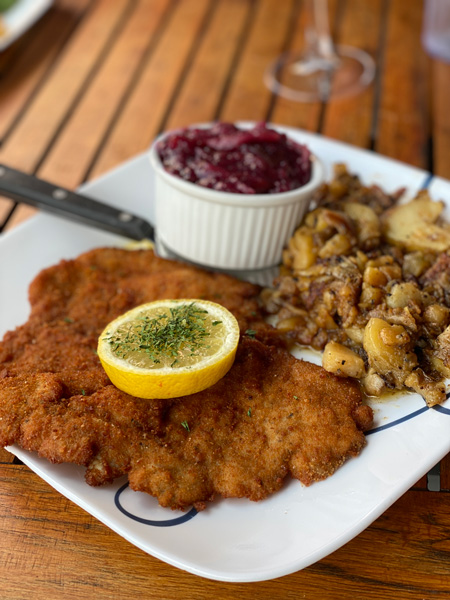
(433, 404), (450, 415)
(366, 406), (429, 435)
(114, 482), (198, 526)
(421, 172), (434, 189)
(367, 397), (450, 435)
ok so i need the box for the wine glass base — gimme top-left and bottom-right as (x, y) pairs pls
(264, 45), (375, 102)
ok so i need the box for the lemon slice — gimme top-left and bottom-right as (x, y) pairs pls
(97, 299), (240, 399)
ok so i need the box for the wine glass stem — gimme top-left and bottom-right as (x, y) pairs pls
(263, 0), (375, 101)
(305, 0), (338, 64)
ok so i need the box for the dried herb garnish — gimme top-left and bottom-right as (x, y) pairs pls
(105, 302), (212, 367)
(181, 420), (190, 432)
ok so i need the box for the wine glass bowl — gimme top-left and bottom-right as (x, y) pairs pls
(264, 0), (376, 102)
(265, 45), (376, 102)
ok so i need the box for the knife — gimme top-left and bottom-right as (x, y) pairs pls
(0, 164), (155, 241)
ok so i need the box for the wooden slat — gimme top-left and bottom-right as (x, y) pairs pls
(374, 0), (430, 167)
(441, 454), (450, 491)
(432, 60), (450, 179)
(0, 38), (19, 75)
(89, 0), (211, 179)
(0, 18), (33, 75)
(164, 0), (252, 131)
(39, 0), (170, 190)
(0, 467), (449, 599)
(412, 474), (428, 491)
(309, 490), (450, 598)
(0, 198), (14, 227)
(220, 0), (295, 122)
(0, 0), (130, 174)
(3, 205), (37, 231)
(0, 0), (92, 143)
(0, 447), (14, 463)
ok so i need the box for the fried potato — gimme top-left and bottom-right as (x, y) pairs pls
(383, 192), (450, 252)
(363, 318), (417, 387)
(263, 165), (450, 406)
(322, 341), (365, 378)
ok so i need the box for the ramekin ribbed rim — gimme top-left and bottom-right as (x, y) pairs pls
(149, 126), (324, 208)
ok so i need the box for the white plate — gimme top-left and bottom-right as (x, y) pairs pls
(0, 0), (53, 51)
(1, 126), (449, 583)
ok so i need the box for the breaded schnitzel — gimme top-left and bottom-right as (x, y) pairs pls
(0, 248), (372, 510)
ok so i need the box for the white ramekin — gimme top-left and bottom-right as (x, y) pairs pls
(149, 127), (324, 270)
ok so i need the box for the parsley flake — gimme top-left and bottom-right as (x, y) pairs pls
(181, 420), (190, 432)
(245, 329), (256, 338)
(105, 302), (213, 368)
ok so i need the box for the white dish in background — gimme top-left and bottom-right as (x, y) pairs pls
(0, 126), (449, 583)
(0, 0), (53, 51)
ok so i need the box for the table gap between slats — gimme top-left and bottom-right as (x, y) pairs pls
(163, 0), (255, 131)
(0, 0), (131, 176)
(212, 0), (260, 122)
(86, 0), (212, 179)
(39, 0), (173, 189)
(33, 0), (137, 176)
(0, 0), (94, 145)
(157, 0), (218, 134)
(83, 0), (177, 184)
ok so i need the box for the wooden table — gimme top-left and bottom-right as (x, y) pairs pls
(0, 0), (449, 598)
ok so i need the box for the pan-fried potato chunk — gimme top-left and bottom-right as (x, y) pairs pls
(341, 202), (381, 249)
(263, 165), (450, 406)
(404, 369), (446, 406)
(383, 193), (450, 252)
(363, 318), (417, 387)
(322, 341), (365, 378)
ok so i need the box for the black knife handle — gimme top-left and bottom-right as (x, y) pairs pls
(0, 164), (154, 241)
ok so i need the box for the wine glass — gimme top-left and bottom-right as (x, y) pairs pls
(264, 0), (375, 102)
